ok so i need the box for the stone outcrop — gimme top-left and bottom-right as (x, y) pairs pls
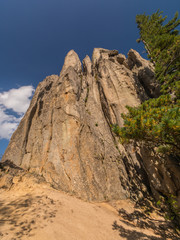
(2, 48), (180, 202)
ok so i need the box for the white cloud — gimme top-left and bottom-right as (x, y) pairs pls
(0, 86), (35, 114)
(0, 86), (34, 140)
(0, 107), (20, 139)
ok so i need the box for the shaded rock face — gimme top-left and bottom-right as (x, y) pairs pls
(2, 48), (178, 202)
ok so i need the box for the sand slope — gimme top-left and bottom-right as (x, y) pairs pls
(0, 174), (179, 240)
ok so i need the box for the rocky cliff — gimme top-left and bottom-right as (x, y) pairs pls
(2, 48), (180, 203)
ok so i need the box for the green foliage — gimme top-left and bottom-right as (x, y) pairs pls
(114, 10), (180, 158)
(157, 195), (180, 228)
(114, 95), (180, 155)
(136, 10), (180, 97)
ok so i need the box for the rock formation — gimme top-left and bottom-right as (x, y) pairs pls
(2, 48), (180, 203)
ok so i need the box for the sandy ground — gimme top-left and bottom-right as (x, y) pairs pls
(0, 175), (179, 240)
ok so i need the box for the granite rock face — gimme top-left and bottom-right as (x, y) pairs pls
(2, 48), (179, 202)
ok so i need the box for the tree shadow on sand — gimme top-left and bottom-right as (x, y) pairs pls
(0, 193), (58, 239)
(112, 208), (179, 240)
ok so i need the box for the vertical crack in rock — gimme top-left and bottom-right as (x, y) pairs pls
(40, 107), (54, 174)
(97, 80), (113, 128)
(22, 103), (38, 158)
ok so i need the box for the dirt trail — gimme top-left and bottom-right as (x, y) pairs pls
(0, 174), (179, 240)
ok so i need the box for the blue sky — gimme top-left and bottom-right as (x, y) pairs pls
(0, 0), (179, 157)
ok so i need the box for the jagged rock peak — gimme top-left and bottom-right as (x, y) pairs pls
(82, 55), (92, 76)
(92, 48), (119, 65)
(60, 49), (82, 76)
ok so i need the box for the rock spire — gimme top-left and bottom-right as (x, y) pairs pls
(2, 48), (179, 203)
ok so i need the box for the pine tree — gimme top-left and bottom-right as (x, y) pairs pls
(136, 10), (180, 96)
(113, 10), (180, 158)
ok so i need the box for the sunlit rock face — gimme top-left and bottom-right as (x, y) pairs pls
(2, 48), (179, 203)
